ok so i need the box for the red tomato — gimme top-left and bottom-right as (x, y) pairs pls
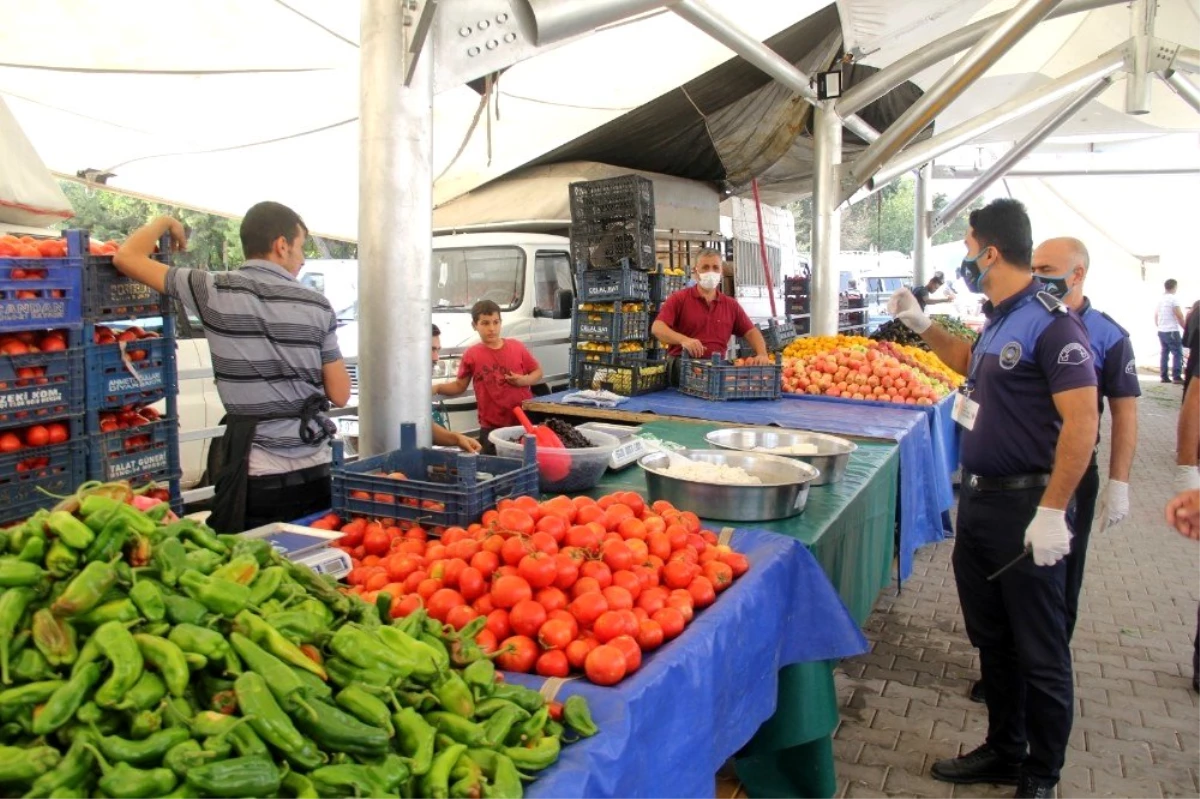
(485, 609), (511, 641)
(500, 536), (529, 567)
(458, 566), (486, 601)
(608, 634), (642, 674)
(666, 594), (694, 624)
(445, 605), (479, 630)
(45, 423), (68, 444)
(535, 514), (568, 543)
(534, 587), (568, 613)
(687, 576), (717, 608)
(579, 561), (613, 589)
(490, 575), (533, 609)
(546, 610), (579, 639)
(635, 588), (667, 615)
(633, 565), (660, 590)
(616, 609), (640, 638)
(646, 532), (671, 561)
(652, 607), (686, 640)
(584, 644), (627, 686)
(518, 553), (558, 589)
(601, 585), (633, 612)
(473, 595), (496, 616)
(703, 561), (735, 592)
(565, 524), (602, 552)
(662, 560), (697, 590)
(592, 610), (626, 643)
(442, 558), (469, 589)
(23, 425), (49, 448)
(553, 554), (580, 590)
(720, 551), (750, 578)
(601, 541), (634, 572)
(570, 577), (601, 599)
(537, 618), (575, 651)
(568, 592), (609, 628)
(391, 593), (423, 619)
(497, 508), (535, 536)
(470, 550), (500, 578)
(416, 578), (442, 601)
(610, 570), (642, 600)
(565, 638), (595, 670)
(496, 635), (539, 673)
(426, 588), (466, 622)
(535, 649), (571, 678)
(363, 525), (391, 557)
(528, 531), (558, 556)
(636, 619), (664, 651)
(403, 571), (428, 594)
(474, 628), (498, 654)
(508, 599), (547, 638)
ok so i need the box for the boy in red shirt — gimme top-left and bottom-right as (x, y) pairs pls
(434, 300), (543, 454)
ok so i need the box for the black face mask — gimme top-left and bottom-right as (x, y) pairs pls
(1035, 274), (1070, 300)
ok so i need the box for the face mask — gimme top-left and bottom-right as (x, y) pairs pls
(1035, 274), (1070, 300)
(697, 272), (722, 291)
(958, 249), (991, 294)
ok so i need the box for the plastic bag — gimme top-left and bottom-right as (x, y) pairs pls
(0, 96), (73, 227)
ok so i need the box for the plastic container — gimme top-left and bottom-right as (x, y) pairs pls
(83, 256), (169, 321)
(570, 353), (668, 396)
(86, 416), (181, 485)
(679, 354), (782, 401)
(651, 270), (687, 302)
(576, 265), (651, 302)
(0, 258), (82, 331)
(0, 439), (86, 524)
(571, 307), (649, 343)
(332, 424), (539, 528)
(0, 346), (85, 428)
(568, 174), (655, 226)
(489, 426), (620, 493)
(85, 335), (176, 409)
(570, 222), (655, 271)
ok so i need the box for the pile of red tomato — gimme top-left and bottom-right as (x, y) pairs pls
(0, 234), (119, 259)
(317, 491), (749, 686)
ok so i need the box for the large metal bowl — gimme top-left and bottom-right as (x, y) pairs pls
(638, 449), (820, 521)
(704, 428), (857, 485)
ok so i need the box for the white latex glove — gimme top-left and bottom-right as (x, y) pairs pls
(1097, 480), (1129, 531)
(887, 288), (932, 334)
(1176, 465), (1200, 495)
(1024, 507), (1072, 566)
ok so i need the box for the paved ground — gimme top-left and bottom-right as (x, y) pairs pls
(831, 380), (1200, 799)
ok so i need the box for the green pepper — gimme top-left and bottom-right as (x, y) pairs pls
(1, 587), (39, 684)
(117, 671), (167, 712)
(290, 663), (333, 700)
(92, 621), (144, 708)
(280, 560), (349, 615)
(230, 536), (276, 567)
(191, 712), (268, 759)
(234, 610), (326, 679)
(280, 770), (319, 799)
(0, 744), (61, 785)
(184, 755), (280, 798)
(562, 694), (597, 737)
(76, 597), (139, 628)
(246, 566), (285, 606)
(84, 514), (129, 563)
(488, 682), (546, 714)
(152, 538), (189, 587)
(74, 700), (117, 730)
(12, 648), (55, 683)
(329, 624), (415, 677)
(419, 631), (452, 671)
(504, 735), (560, 772)
(432, 671), (476, 718)
(334, 685), (394, 735)
(393, 707), (436, 776)
(262, 610), (324, 644)
(211, 555), (259, 586)
(91, 725), (190, 766)
(371, 753), (411, 794)
(180, 523), (228, 555)
(129, 707), (164, 739)
(184, 652), (209, 671)
(31, 609), (77, 668)
(481, 751), (523, 799)
(512, 706), (549, 745)
(324, 657), (395, 690)
(295, 598), (334, 627)
(83, 743), (177, 799)
(228, 632), (308, 707)
(47, 511), (94, 550)
(425, 711), (487, 746)
(162, 696), (195, 729)
(0, 559), (44, 588)
(484, 704), (529, 748)
(22, 734), (93, 798)
(128, 580), (165, 622)
(462, 658), (495, 691)
(51, 561), (117, 617)
(17, 535), (45, 563)
(163, 594), (208, 626)
(133, 633), (190, 698)
(420, 742), (467, 799)
(233, 671), (324, 770)
(449, 753), (484, 799)
(168, 623), (229, 661)
(291, 696), (391, 758)
(163, 740), (221, 779)
(179, 570), (250, 617)
(308, 763), (394, 799)
(377, 625), (443, 681)
(184, 548), (223, 575)
(0, 679), (63, 710)
(45, 540), (79, 578)
(80, 494), (122, 528)
(474, 698), (530, 720)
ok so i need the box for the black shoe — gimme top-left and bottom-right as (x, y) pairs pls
(1162, 378), (1173, 383)
(1175, 378), (1187, 385)
(968, 679), (986, 703)
(1014, 774), (1057, 798)
(930, 744), (1022, 785)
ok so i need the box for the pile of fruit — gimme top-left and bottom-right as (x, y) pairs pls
(574, 341), (646, 360)
(0, 330), (70, 358)
(0, 234), (120, 259)
(92, 325), (161, 351)
(781, 335), (961, 404)
(583, 362), (666, 395)
(0, 421), (72, 457)
(575, 302), (649, 313)
(871, 317), (978, 349)
(346, 471), (447, 514)
(0, 480), (588, 798)
(330, 490), (749, 687)
(95, 405), (162, 438)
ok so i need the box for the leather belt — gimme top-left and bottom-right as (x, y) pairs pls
(247, 463), (331, 491)
(962, 471), (1050, 492)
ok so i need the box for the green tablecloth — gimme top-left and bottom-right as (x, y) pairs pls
(585, 421), (899, 797)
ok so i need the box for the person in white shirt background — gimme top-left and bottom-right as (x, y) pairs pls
(1155, 278), (1187, 384)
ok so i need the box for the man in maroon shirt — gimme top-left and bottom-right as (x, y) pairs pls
(651, 249), (770, 383)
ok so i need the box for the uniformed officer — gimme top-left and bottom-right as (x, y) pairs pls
(888, 199), (1099, 799)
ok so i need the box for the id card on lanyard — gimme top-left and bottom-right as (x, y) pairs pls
(954, 306), (1020, 431)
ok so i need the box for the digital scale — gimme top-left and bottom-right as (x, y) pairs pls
(238, 523), (353, 580)
(577, 422), (650, 471)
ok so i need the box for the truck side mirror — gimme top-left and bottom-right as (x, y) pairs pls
(555, 288), (574, 320)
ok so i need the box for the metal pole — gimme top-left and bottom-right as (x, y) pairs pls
(671, 0), (881, 142)
(836, 0), (1126, 117)
(1162, 70), (1200, 113)
(1125, 0), (1156, 114)
(359, 0), (433, 455)
(524, 0), (669, 45)
(811, 103), (842, 336)
(934, 164), (1200, 177)
(931, 77), (1113, 233)
(913, 163), (932, 286)
(841, 0), (1064, 201)
(750, 179), (778, 317)
(1173, 47), (1200, 75)
(867, 50), (1124, 191)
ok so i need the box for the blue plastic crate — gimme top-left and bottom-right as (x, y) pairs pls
(678, 354), (782, 401)
(571, 305), (649, 343)
(83, 256), (169, 321)
(85, 335), (176, 409)
(576, 265), (651, 302)
(0, 439), (86, 524)
(332, 424), (539, 529)
(0, 346), (85, 428)
(86, 416), (181, 485)
(0, 251), (83, 331)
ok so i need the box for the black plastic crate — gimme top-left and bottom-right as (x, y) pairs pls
(569, 175), (655, 226)
(332, 423), (539, 529)
(651, 270), (688, 302)
(83, 258), (169, 321)
(570, 339), (650, 364)
(0, 236), (83, 331)
(85, 335), (176, 409)
(761, 318), (798, 351)
(570, 352), (667, 396)
(571, 305), (649, 343)
(570, 222), (655, 271)
(576, 265), (651, 303)
(87, 416), (181, 485)
(0, 439), (86, 524)
(678, 354), (782, 401)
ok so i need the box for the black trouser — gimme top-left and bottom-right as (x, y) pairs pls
(479, 427), (498, 456)
(243, 464), (332, 530)
(953, 484), (1073, 783)
(1064, 454), (1101, 638)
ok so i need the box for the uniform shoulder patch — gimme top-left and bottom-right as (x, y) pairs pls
(1036, 291), (1067, 314)
(1058, 342), (1092, 365)
(1125, 358), (1136, 375)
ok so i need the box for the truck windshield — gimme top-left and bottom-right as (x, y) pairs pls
(434, 246), (525, 312)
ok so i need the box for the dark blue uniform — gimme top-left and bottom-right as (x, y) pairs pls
(1065, 300), (1140, 635)
(954, 282), (1097, 784)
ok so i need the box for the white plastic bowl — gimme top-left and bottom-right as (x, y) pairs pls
(489, 426), (620, 493)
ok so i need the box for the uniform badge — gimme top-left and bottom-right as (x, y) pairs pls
(1058, 342), (1091, 366)
(999, 341), (1022, 370)
(1125, 359), (1136, 375)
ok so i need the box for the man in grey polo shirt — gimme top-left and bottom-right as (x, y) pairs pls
(114, 202), (351, 531)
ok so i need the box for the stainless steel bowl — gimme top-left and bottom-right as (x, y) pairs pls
(704, 428), (857, 485)
(638, 449), (820, 521)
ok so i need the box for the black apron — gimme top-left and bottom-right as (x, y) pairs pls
(206, 395), (336, 534)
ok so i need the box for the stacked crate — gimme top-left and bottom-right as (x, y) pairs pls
(79, 232), (182, 511)
(568, 176), (667, 396)
(0, 230), (88, 523)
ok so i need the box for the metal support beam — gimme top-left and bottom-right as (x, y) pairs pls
(1125, 0), (1156, 114)
(359, 0), (433, 455)
(671, 0), (881, 142)
(1173, 47), (1200, 74)
(931, 77), (1112, 233)
(811, 103), (842, 336)
(836, 0), (1127, 117)
(524, 0), (668, 45)
(842, 0), (1063, 203)
(913, 163), (933, 286)
(933, 164), (1200, 178)
(867, 50), (1124, 191)
(1161, 69), (1200, 113)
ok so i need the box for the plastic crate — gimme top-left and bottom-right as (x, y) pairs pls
(576, 265), (651, 303)
(651, 270), (688, 302)
(85, 335), (176, 409)
(0, 439), (86, 524)
(83, 256), (169, 321)
(678, 354), (782, 401)
(0, 254), (83, 331)
(87, 416), (181, 485)
(571, 306), (649, 343)
(570, 222), (655, 271)
(570, 353), (667, 396)
(332, 424), (539, 529)
(0, 346), (85, 428)
(568, 174), (655, 226)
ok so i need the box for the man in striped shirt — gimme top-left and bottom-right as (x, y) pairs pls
(114, 202), (351, 531)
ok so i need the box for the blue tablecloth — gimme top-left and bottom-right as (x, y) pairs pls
(538, 389), (948, 580)
(511, 527), (868, 799)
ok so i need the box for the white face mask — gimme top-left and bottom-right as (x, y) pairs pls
(697, 272), (722, 291)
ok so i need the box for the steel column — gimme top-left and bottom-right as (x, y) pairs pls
(1173, 47), (1200, 74)
(868, 50), (1124, 191)
(1125, 0), (1156, 114)
(913, 163), (933, 286)
(836, 0), (1126, 117)
(524, 0), (669, 45)
(931, 77), (1113, 233)
(841, 0), (1063, 201)
(934, 165), (1200, 177)
(1162, 70), (1200, 113)
(811, 103), (842, 336)
(359, 0), (433, 455)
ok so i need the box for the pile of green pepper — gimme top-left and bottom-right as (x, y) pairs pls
(0, 481), (597, 798)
